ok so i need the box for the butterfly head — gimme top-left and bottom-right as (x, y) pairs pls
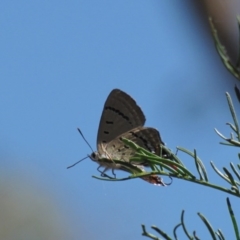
(89, 151), (99, 162)
(89, 151), (111, 162)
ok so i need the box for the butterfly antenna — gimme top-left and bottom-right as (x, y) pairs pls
(67, 156), (89, 169)
(77, 128), (94, 152)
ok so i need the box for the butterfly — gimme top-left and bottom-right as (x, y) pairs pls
(88, 89), (167, 186)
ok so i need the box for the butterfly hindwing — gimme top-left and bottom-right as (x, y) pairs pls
(103, 127), (164, 163)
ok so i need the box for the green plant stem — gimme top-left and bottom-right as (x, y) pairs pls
(92, 172), (240, 197)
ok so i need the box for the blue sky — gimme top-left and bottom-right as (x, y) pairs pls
(1, 1), (240, 239)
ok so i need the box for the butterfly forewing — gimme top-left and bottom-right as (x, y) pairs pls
(97, 89), (146, 156)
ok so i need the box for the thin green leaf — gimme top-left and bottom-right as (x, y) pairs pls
(141, 225), (160, 240)
(234, 85), (240, 103)
(215, 229), (225, 240)
(237, 16), (240, 67)
(92, 175), (133, 182)
(132, 154), (183, 173)
(194, 149), (208, 181)
(121, 138), (159, 157)
(227, 139), (240, 147)
(162, 145), (185, 166)
(209, 17), (240, 79)
(214, 128), (228, 141)
(180, 211), (193, 239)
(198, 212), (217, 240)
(219, 142), (237, 146)
(133, 154), (195, 178)
(210, 162), (231, 184)
(122, 139), (196, 179)
(231, 186), (239, 193)
(151, 226), (172, 240)
(226, 198), (240, 240)
(226, 122), (237, 133)
(226, 92), (240, 141)
(177, 147), (207, 181)
(193, 149), (204, 181)
(173, 223), (181, 240)
(230, 162), (240, 182)
(120, 137), (138, 150)
(223, 167), (239, 191)
(193, 231), (200, 240)
(216, 130), (240, 146)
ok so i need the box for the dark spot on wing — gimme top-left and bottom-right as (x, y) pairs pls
(104, 131), (109, 134)
(105, 106), (132, 125)
(106, 121), (113, 124)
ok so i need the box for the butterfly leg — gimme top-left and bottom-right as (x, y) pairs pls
(111, 169), (116, 178)
(97, 166), (114, 179)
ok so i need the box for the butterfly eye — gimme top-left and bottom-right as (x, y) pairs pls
(91, 152), (96, 159)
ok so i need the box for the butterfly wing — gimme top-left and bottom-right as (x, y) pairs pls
(105, 127), (166, 186)
(103, 127), (164, 162)
(97, 89), (145, 156)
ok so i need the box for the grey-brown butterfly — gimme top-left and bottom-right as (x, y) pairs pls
(88, 89), (166, 186)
